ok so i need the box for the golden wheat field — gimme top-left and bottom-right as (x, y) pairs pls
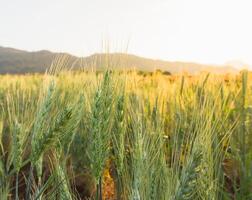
(0, 69), (252, 200)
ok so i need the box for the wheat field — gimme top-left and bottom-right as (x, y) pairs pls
(0, 68), (251, 200)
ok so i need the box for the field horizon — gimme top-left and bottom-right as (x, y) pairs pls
(0, 45), (241, 75)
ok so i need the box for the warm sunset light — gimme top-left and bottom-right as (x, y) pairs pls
(1, 1), (252, 199)
(1, 0), (252, 67)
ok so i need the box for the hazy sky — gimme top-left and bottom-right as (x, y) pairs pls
(1, 0), (252, 65)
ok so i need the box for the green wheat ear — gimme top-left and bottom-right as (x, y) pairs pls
(56, 164), (73, 200)
(87, 70), (116, 183)
(56, 94), (85, 156)
(11, 120), (23, 172)
(174, 148), (203, 200)
(31, 81), (56, 165)
(112, 94), (126, 174)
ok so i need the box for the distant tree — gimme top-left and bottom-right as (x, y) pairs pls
(162, 71), (172, 76)
(137, 70), (145, 76)
(137, 70), (152, 77)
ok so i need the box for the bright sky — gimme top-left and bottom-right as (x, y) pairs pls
(0, 0), (252, 65)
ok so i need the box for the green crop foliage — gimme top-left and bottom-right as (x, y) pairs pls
(0, 67), (250, 200)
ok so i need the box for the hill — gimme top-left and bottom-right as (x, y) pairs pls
(0, 46), (238, 74)
(0, 46), (77, 73)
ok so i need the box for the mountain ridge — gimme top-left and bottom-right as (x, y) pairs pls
(0, 46), (238, 74)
